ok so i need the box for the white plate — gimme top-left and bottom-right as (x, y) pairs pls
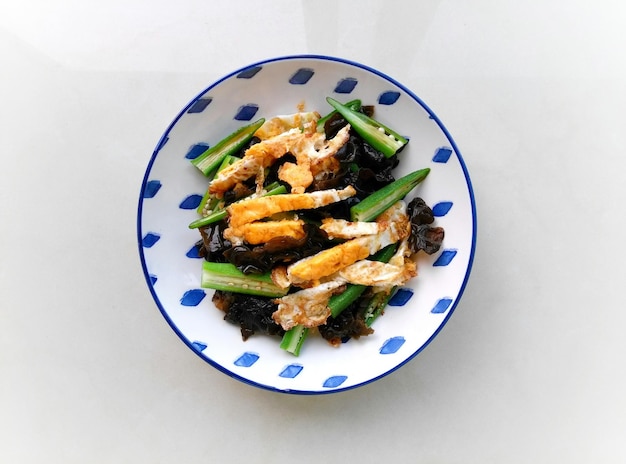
(137, 55), (477, 394)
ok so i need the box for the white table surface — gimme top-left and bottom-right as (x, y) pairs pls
(2, 1), (625, 462)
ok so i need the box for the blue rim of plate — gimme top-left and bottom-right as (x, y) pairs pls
(137, 54), (477, 394)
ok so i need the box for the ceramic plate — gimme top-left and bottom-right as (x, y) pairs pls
(137, 55), (476, 394)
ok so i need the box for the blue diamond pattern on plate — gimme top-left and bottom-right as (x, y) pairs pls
(149, 274), (157, 285)
(234, 104), (259, 121)
(388, 288), (414, 306)
(179, 194), (202, 210)
(334, 78), (357, 94)
(142, 232), (160, 248)
(237, 66), (262, 79)
(433, 249), (457, 267)
(185, 143), (209, 160)
(432, 298), (453, 314)
(187, 98), (212, 114)
(378, 91), (400, 105)
(191, 341), (207, 352)
(142, 180), (162, 198)
(432, 147), (453, 163)
(289, 68), (314, 85)
(180, 289), (206, 307)
(186, 243), (202, 259)
(432, 201), (453, 217)
(380, 336), (405, 354)
(323, 375), (348, 388)
(279, 364), (303, 378)
(234, 352), (260, 367)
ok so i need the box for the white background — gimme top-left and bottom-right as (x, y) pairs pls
(2, 0), (625, 462)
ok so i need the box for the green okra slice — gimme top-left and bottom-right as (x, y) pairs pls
(350, 168), (430, 222)
(201, 262), (289, 298)
(364, 288), (397, 327)
(326, 97), (408, 157)
(191, 118), (265, 176)
(316, 99), (361, 133)
(279, 325), (309, 357)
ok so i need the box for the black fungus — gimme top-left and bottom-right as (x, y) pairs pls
(213, 290), (284, 341)
(323, 105), (375, 140)
(222, 183), (254, 205)
(319, 299), (373, 346)
(346, 166), (396, 198)
(411, 224), (445, 255)
(263, 153), (297, 188)
(360, 105), (375, 118)
(407, 197), (445, 255)
(323, 113), (349, 140)
(407, 197), (434, 225)
(235, 136), (261, 157)
(334, 138), (358, 163)
(199, 220), (231, 262)
(309, 169), (347, 191)
(333, 135), (399, 199)
(308, 196), (360, 222)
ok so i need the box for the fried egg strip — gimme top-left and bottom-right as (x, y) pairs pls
(320, 218), (382, 239)
(272, 280), (346, 330)
(286, 201), (410, 285)
(227, 219), (306, 245)
(227, 186), (356, 229)
(338, 254), (416, 288)
(254, 112), (320, 140)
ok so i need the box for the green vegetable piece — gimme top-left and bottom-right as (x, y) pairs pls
(326, 97), (408, 157)
(188, 209), (228, 230)
(201, 261), (289, 297)
(364, 288), (396, 327)
(350, 168), (430, 222)
(328, 284), (367, 318)
(188, 183), (287, 229)
(191, 118), (265, 176)
(316, 99), (361, 133)
(279, 325), (309, 356)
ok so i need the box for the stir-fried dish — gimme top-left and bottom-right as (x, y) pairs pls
(188, 98), (444, 355)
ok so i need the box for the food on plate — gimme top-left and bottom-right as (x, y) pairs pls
(189, 98), (444, 355)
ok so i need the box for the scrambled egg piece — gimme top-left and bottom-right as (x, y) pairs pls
(253, 112), (319, 140)
(209, 127), (308, 194)
(270, 266), (291, 290)
(285, 125), (351, 193)
(277, 160), (313, 195)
